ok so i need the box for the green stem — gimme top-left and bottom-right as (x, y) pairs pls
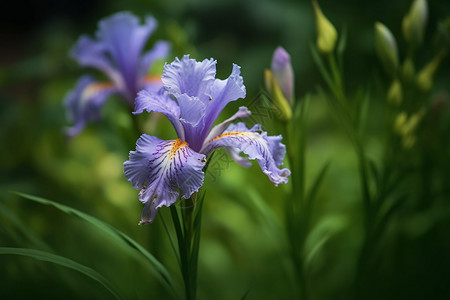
(327, 54), (346, 105)
(283, 98), (310, 300)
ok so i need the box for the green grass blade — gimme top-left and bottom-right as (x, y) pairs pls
(306, 161), (331, 208)
(159, 213), (181, 268)
(337, 25), (347, 70)
(9, 191), (178, 297)
(0, 202), (50, 250)
(0, 247), (123, 300)
(239, 289), (251, 300)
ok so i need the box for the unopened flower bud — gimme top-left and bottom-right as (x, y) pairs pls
(265, 69), (292, 121)
(394, 109), (425, 149)
(402, 58), (415, 82)
(387, 79), (403, 106)
(375, 22), (399, 77)
(394, 112), (408, 135)
(402, 109), (425, 135)
(402, 0), (428, 46)
(271, 46), (294, 104)
(312, 0), (338, 54)
(416, 50), (447, 92)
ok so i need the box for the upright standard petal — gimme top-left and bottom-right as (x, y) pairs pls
(162, 55), (217, 102)
(139, 41), (171, 79)
(201, 122), (290, 186)
(201, 64), (247, 140)
(134, 89), (185, 140)
(97, 13), (158, 96)
(70, 36), (123, 88)
(64, 76), (118, 136)
(124, 135), (206, 224)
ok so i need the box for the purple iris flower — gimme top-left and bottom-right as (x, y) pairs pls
(64, 12), (170, 136)
(124, 55), (291, 225)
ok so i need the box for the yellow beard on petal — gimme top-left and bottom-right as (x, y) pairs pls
(169, 139), (189, 159)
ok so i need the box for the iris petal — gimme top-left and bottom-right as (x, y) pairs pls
(162, 55), (217, 102)
(201, 122), (290, 186)
(70, 36), (123, 87)
(139, 41), (171, 79)
(97, 13), (157, 95)
(201, 64), (247, 139)
(134, 89), (185, 140)
(64, 76), (118, 137)
(124, 134), (206, 224)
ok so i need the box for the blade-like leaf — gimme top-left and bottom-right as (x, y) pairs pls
(9, 191), (178, 298)
(0, 247), (123, 300)
(306, 161), (331, 209)
(337, 25), (347, 69)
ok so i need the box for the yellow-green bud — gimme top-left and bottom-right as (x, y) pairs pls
(416, 50), (447, 92)
(402, 0), (428, 46)
(402, 58), (416, 82)
(312, 0), (338, 54)
(394, 112), (408, 135)
(402, 109), (424, 136)
(264, 69), (292, 121)
(375, 22), (399, 77)
(394, 109), (425, 149)
(387, 79), (403, 106)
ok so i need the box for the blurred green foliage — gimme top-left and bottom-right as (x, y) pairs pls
(1, 0), (450, 299)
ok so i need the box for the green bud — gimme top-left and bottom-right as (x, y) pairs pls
(375, 22), (399, 77)
(387, 79), (403, 106)
(312, 0), (338, 54)
(402, 109), (424, 136)
(416, 50), (447, 92)
(394, 112), (408, 135)
(394, 109), (425, 149)
(402, 0), (428, 46)
(402, 58), (416, 82)
(265, 69), (292, 121)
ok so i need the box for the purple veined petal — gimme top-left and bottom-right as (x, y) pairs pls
(201, 122), (290, 186)
(140, 75), (164, 92)
(70, 36), (123, 88)
(134, 89), (185, 140)
(176, 94), (206, 127)
(64, 76), (118, 137)
(162, 55), (217, 102)
(97, 13), (157, 97)
(201, 64), (247, 142)
(205, 106), (251, 144)
(124, 134), (206, 224)
(271, 46), (294, 103)
(138, 40), (171, 80)
(175, 93), (207, 151)
(225, 147), (252, 168)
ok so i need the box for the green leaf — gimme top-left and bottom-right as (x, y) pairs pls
(0, 247), (123, 300)
(337, 25), (348, 69)
(310, 43), (336, 95)
(357, 87), (371, 137)
(9, 191), (179, 298)
(0, 201), (50, 250)
(306, 161), (331, 208)
(239, 289), (251, 300)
